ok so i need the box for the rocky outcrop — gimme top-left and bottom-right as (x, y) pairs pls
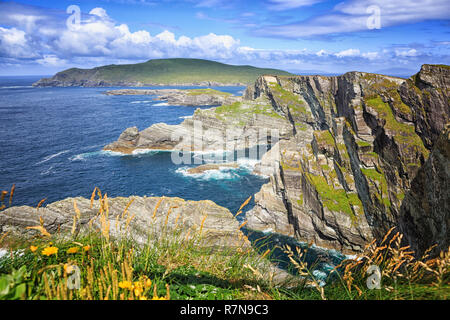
(104, 89), (241, 107)
(104, 97), (294, 154)
(245, 66), (449, 255)
(187, 163), (239, 174)
(0, 196), (250, 250)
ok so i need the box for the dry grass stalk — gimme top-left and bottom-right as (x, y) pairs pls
(36, 198), (47, 210)
(235, 195), (252, 218)
(9, 184), (15, 206)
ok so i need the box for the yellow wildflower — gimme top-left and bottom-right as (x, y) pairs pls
(145, 278), (152, 288)
(83, 245), (91, 252)
(30, 245), (38, 252)
(118, 281), (132, 290)
(152, 296), (167, 300)
(133, 282), (144, 296)
(42, 246), (58, 256)
(67, 247), (79, 254)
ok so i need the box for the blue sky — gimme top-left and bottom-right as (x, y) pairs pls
(0, 0), (449, 76)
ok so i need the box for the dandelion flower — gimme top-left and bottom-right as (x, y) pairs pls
(42, 246), (58, 256)
(83, 245), (91, 252)
(145, 279), (152, 288)
(67, 247), (79, 254)
(30, 245), (38, 252)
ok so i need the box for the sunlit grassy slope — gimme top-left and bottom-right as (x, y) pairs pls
(52, 58), (293, 85)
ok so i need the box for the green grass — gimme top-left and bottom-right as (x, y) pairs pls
(50, 58), (292, 85)
(0, 232), (277, 300)
(1, 222), (448, 300)
(186, 88), (232, 96)
(365, 96), (429, 157)
(213, 100), (284, 124)
(268, 83), (311, 119)
(361, 167), (391, 208)
(314, 130), (336, 148)
(1, 188), (448, 301)
(305, 173), (361, 221)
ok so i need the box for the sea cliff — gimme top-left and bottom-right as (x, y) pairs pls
(103, 64), (449, 256)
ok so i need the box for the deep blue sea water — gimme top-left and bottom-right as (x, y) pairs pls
(0, 76), (349, 282)
(0, 76), (267, 215)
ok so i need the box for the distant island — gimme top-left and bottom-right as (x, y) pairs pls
(32, 58), (292, 87)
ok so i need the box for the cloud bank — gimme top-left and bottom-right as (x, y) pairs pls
(0, 1), (448, 75)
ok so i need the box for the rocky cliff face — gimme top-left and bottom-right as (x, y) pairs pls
(246, 65), (449, 255)
(399, 124), (450, 257)
(104, 64), (449, 256)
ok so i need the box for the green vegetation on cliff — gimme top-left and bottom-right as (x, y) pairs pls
(364, 95), (429, 157)
(213, 100), (284, 125)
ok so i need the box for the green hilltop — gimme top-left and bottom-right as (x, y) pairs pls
(34, 58), (293, 87)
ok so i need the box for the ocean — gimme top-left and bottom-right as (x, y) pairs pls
(0, 75), (348, 282)
(0, 76), (267, 215)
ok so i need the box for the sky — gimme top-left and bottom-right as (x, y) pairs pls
(0, 0), (449, 76)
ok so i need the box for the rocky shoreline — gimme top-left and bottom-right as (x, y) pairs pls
(32, 79), (248, 88)
(103, 88), (242, 107)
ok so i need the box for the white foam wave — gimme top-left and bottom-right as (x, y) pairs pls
(131, 149), (162, 156)
(175, 157), (260, 181)
(236, 158), (260, 171)
(36, 150), (70, 165)
(153, 102), (169, 106)
(40, 165), (55, 176)
(0, 85), (33, 89)
(130, 100), (152, 104)
(175, 166), (241, 181)
(69, 150), (122, 161)
(179, 115), (193, 119)
(69, 148), (169, 161)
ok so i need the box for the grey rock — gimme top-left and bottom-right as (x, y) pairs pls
(0, 196), (251, 250)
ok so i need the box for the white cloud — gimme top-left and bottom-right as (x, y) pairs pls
(395, 48), (419, 57)
(0, 3), (447, 75)
(335, 48), (360, 58)
(362, 51), (380, 60)
(36, 54), (67, 66)
(267, 0), (324, 11)
(89, 7), (110, 19)
(255, 0), (450, 38)
(0, 27), (35, 58)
